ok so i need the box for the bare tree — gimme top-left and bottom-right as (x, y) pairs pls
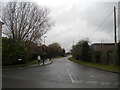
(2, 2), (53, 44)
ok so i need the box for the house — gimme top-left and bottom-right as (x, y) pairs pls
(91, 43), (116, 65)
(91, 43), (115, 51)
(0, 21), (4, 38)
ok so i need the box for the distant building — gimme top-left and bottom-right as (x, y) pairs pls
(0, 21), (4, 38)
(91, 43), (116, 65)
(91, 43), (115, 51)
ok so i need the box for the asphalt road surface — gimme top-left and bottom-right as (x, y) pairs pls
(2, 56), (118, 88)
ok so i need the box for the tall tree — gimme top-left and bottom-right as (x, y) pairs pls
(47, 43), (64, 58)
(71, 40), (91, 61)
(2, 2), (53, 44)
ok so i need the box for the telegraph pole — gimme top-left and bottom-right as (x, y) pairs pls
(73, 41), (74, 46)
(43, 36), (47, 65)
(114, 6), (117, 44)
(114, 6), (118, 66)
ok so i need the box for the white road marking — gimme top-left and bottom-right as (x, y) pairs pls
(104, 82), (111, 85)
(66, 66), (70, 73)
(69, 74), (75, 83)
(66, 63), (83, 84)
(86, 81), (97, 84)
(100, 82), (111, 85)
(73, 80), (84, 84)
(67, 60), (71, 63)
(90, 75), (94, 77)
(66, 63), (75, 83)
(65, 62), (116, 86)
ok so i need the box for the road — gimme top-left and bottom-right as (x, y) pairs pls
(2, 56), (118, 88)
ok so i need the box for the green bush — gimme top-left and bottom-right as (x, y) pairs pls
(47, 43), (65, 58)
(81, 41), (91, 62)
(31, 52), (40, 60)
(71, 40), (91, 62)
(71, 44), (81, 60)
(2, 37), (28, 65)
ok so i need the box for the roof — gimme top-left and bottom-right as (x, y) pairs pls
(92, 43), (115, 46)
(0, 21), (4, 24)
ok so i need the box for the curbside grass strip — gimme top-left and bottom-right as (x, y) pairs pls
(68, 57), (119, 73)
(2, 60), (53, 70)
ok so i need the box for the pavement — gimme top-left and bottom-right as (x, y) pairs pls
(27, 59), (53, 68)
(2, 59), (53, 70)
(2, 56), (119, 88)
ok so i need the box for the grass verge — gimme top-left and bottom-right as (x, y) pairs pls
(3, 60), (39, 68)
(68, 57), (120, 73)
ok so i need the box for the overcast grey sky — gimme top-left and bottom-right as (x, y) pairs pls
(34, 0), (119, 52)
(1, 0), (120, 52)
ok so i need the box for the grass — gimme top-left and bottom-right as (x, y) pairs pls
(68, 57), (120, 73)
(3, 56), (65, 68)
(3, 60), (39, 68)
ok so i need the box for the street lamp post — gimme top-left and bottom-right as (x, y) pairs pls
(44, 36), (47, 45)
(43, 36), (47, 65)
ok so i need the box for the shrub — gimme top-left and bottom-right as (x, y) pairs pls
(31, 52), (40, 60)
(47, 43), (65, 58)
(71, 40), (92, 61)
(81, 41), (91, 62)
(2, 37), (28, 65)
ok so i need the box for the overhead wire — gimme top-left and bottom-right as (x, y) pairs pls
(88, 9), (114, 38)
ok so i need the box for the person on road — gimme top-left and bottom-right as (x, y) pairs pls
(37, 55), (41, 66)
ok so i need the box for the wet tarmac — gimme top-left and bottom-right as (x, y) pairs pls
(2, 56), (118, 88)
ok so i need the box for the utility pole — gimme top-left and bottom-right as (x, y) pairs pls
(73, 41), (74, 46)
(43, 36), (47, 65)
(114, 6), (117, 44)
(114, 6), (118, 66)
